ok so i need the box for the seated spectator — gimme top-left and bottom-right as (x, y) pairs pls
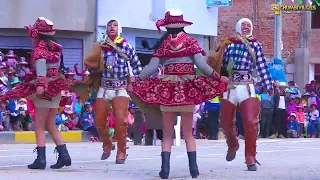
(16, 98), (32, 131)
(81, 102), (99, 142)
(0, 100), (10, 130)
(56, 114), (68, 132)
(9, 77), (21, 90)
(7, 99), (21, 131)
(286, 113), (299, 138)
(62, 105), (79, 130)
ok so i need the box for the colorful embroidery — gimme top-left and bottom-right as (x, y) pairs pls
(152, 32), (205, 58)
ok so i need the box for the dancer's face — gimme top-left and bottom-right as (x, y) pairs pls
(241, 22), (251, 36)
(107, 20), (118, 37)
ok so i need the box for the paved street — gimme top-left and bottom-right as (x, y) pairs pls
(0, 139), (319, 180)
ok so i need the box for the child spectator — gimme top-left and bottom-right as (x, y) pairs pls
(287, 97), (297, 116)
(62, 105), (78, 130)
(108, 113), (115, 140)
(307, 102), (319, 138)
(127, 104), (135, 141)
(81, 102), (99, 142)
(16, 98), (32, 131)
(0, 101), (10, 131)
(296, 104), (305, 137)
(302, 92), (310, 107)
(286, 113), (299, 138)
(308, 89), (320, 108)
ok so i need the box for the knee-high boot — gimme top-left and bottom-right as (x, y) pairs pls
(159, 151), (171, 179)
(113, 97), (129, 164)
(220, 100), (239, 162)
(28, 147), (46, 170)
(239, 97), (260, 171)
(50, 144), (71, 169)
(94, 99), (112, 160)
(188, 151), (199, 178)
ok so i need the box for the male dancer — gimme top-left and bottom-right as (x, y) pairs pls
(215, 18), (273, 171)
(81, 19), (142, 164)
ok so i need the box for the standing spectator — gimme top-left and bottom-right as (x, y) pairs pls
(235, 107), (244, 139)
(287, 97), (297, 116)
(296, 104), (305, 137)
(204, 96), (220, 140)
(271, 82), (288, 139)
(307, 89), (319, 108)
(307, 102), (319, 138)
(260, 88), (274, 138)
(127, 104), (135, 141)
(301, 92), (310, 107)
(286, 113), (299, 138)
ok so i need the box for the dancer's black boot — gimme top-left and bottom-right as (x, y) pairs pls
(50, 144), (71, 169)
(28, 147), (46, 170)
(159, 152), (171, 179)
(187, 151), (199, 178)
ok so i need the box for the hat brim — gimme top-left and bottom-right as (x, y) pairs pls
(163, 22), (193, 28)
(24, 25), (56, 36)
(64, 111), (73, 114)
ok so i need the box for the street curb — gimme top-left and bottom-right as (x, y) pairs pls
(0, 131), (90, 144)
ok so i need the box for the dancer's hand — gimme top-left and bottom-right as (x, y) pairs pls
(220, 76), (229, 83)
(127, 84), (133, 92)
(36, 86), (44, 96)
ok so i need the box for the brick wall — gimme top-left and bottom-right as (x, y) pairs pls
(217, 0), (302, 59)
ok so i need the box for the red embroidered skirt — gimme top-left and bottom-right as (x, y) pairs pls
(0, 77), (75, 101)
(131, 75), (227, 107)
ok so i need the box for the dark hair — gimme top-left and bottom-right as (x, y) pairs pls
(142, 28), (185, 50)
(107, 20), (117, 25)
(38, 34), (59, 52)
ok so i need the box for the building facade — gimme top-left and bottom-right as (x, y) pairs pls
(217, 0), (320, 87)
(0, 0), (96, 72)
(96, 0), (219, 64)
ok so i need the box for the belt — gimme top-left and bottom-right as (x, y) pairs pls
(228, 70), (254, 84)
(101, 78), (127, 89)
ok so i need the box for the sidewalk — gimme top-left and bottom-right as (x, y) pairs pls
(0, 130), (226, 144)
(0, 131), (90, 144)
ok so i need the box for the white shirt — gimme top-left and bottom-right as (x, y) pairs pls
(278, 96), (286, 109)
(309, 110), (319, 121)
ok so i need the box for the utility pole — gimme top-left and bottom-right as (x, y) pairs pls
(274, 0), (282, 59)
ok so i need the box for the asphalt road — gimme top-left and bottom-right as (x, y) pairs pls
(0, 138), (319, 180)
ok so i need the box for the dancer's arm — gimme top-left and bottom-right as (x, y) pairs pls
(34, 58), (47, 90)
(192, 53), (221, 80)
(84, 43), (101, 70)
(138, 58), (160, 80)
(125, 42), (142, 76)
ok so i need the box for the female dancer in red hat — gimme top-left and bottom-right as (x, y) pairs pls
(129, 9), (228, 179)
(1, 17), (75, 170)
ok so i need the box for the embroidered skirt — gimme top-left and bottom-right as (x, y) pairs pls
(0, 77), (75, 108)
(130, 74), (227, 113)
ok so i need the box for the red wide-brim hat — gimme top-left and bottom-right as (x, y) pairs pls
(25, 17), (56, 38)
(156, 9), (193, 33)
